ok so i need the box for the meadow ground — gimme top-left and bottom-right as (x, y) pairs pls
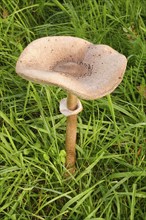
(0, 0), (146, 219)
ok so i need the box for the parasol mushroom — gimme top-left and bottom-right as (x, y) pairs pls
(16, 36), (127, 174)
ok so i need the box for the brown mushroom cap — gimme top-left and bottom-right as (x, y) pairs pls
(16, 36), (127, 100)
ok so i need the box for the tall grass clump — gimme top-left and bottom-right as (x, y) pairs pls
(0, 0), (146, 219)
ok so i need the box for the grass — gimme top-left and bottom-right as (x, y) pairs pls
(0, 0), (146, 219)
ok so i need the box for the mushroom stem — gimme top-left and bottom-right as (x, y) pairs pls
(65, 93), (78, 174)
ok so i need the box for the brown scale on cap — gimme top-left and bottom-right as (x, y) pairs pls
(54, 60), (93, 79)
(16, 36), (127, 100)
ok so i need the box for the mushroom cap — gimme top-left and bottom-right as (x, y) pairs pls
(16, 36), (127, 100)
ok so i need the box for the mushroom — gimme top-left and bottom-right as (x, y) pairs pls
(16, 36), (127, 175)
